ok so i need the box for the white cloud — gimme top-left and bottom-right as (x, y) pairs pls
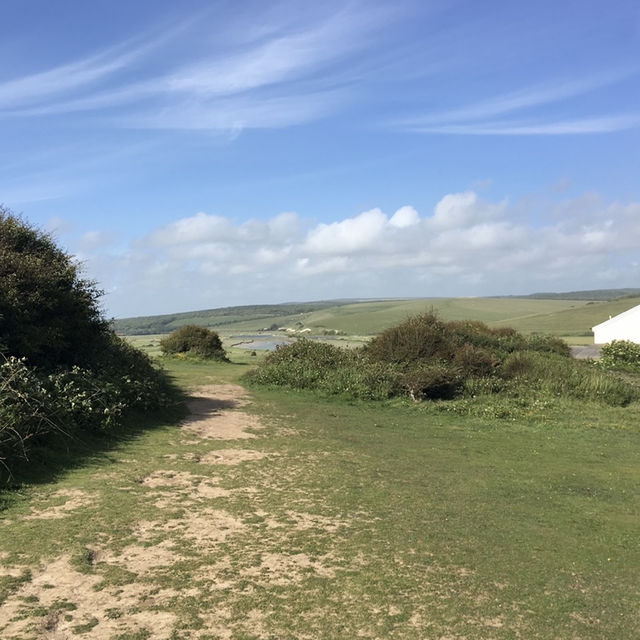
(389, 205), (419, 228)
(429, 191), (506, 230)
(148, 212), (234, 245)
(69, 191), (640, 317)
(304, 208), (388, 254)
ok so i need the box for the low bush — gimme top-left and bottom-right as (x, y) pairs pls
(0, 207), (174, 473)
(402, 363), (462, 400)
(501, 351), (636, 406)
(600, 340), (640, 371)
(160, 325), (228, 360)
(245, 340), (350, 390)
(1, 339), (173, 467)
(246, 311), (638, 410)
(365, 312), (452, 364)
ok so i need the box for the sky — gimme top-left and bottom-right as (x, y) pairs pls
(1, 0), (639, 318)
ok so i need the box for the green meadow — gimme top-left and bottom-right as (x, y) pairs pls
(1, 348), (639, 638)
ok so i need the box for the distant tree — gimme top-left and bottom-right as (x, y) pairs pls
(160, 325), (228, 360)
(0, 206), (108, 369)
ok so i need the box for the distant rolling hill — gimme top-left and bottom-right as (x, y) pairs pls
(112, 290), (640, 339)
(517, 288), (640, 301)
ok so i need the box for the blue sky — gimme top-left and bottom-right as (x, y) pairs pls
(2, 0), (639, 317)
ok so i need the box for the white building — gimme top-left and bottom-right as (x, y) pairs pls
(592, 304), (640, 344)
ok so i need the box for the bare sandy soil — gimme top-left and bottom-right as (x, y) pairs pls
(0, 383), (345, 639)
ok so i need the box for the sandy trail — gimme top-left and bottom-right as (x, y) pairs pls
(0, 383), (301, 640)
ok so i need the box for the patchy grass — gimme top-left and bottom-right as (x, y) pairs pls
(0, 358), (639, 638)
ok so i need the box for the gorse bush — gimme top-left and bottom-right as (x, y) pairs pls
(160, 325), (228, 360)
(246, 311), (638, 409)
(0, 207), (172, 472)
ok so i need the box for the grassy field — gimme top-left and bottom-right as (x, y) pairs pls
(115, 295), (640, 342)
(1, 354), (639, 638)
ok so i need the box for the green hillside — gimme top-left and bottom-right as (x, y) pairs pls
(113, 292), (640, 340)
(113, 300), (357, 335)
(492, 296), (640, 336)
(292, 298), (589, 335)
(520, 288), (640, 301)
(114, 297), (588, 337)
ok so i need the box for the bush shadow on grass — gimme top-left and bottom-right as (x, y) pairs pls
(0, 383), (189, 512)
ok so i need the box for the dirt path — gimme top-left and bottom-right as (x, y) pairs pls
(0, 384), (347, 639)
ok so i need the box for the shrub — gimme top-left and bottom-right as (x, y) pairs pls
(0, 207), (173, 472)
(318, 357), (403, 400)
(402, 363), (463, 400)
(0, 207), (108, 369)
(245, 340), (350, 390)
(600, 340), (640, 371)
(245, 341), (402, 400)
(501, 350), (636, 406)
(525, 334), (571, 357)
(452, 343), (498, 376)
(246, 311), (636, 409)
(365, 312), (453, 365)
(160, 325), (228, 360)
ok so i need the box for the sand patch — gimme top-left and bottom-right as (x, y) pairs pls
(134, 509), (245, 550)
(24, 489), (94, 520)
(285, 510), (349, 533)
(241, 552), (336, 586)
(0, 556), (178, 638)
(101, 539), (183, 574)
(199, 449), (269, 465)
(0, 563), (29, 578)
(139, 469), (231, 506)
(196, 606), (270, 640)
(141, 469), (205, 488)
(181, 384), (264, 440)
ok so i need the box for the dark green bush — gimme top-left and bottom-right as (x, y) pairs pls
(160, 325), (228, 360)
(0, 207), (173, 471)
(365, 312), (453, 365)
(0, 206), (108, 369)
(452, 343), (498, 376)
(402, 363), (462, 400)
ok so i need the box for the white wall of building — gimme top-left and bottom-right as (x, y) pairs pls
(592, 305), (640, 344)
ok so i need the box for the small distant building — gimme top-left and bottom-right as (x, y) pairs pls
(592, 304), (640, 344)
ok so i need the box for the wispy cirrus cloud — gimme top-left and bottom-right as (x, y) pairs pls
(0, 2), (389, 131)
(395, 69), (640, 136)
(409, 114), (640, 136)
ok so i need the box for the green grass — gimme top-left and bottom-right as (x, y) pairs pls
(1, 358), (639, 638)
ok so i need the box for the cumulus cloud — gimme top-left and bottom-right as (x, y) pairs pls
(304, 208), (387, 254)
(389, 205), (420, 228)
(71, 191), (640, 317)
